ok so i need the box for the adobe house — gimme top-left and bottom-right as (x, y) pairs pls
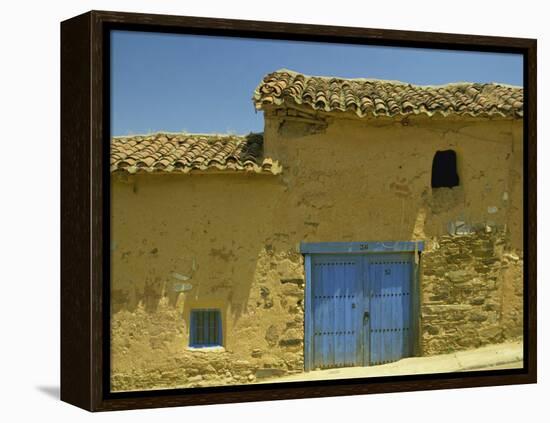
(110, 69), (524, 391)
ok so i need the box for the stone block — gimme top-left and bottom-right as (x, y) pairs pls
(482, 257), (500, 265)
(279, 338), (302, 347)
(504, 252), (520, 262)
(281, 284), (304, 297)
(186, 368), (199, 377)
(284, 328), (302, 339)
(424, 325), (439, 335)
(423, 267), (436, 276)
(265, 325), (279, 347)
(233, 360), (253, 372)
(429, 293), (450, 302)
(260, 355), (285, 369)
(474, 265), (490, 274)
(203, 364), (217, 374)
(424, 304), (472, 314)
(469, 311), (488, 322)
(469, 297), (485, 306)
(446, 270), (474, 283)
(280, 278), (305, 286)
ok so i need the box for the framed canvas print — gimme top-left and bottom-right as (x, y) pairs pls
(60, 10), (536, 411)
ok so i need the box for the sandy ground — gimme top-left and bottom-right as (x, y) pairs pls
(256, 340), (523, 384)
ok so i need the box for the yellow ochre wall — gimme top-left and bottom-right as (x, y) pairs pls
(110, 113), (523, 391)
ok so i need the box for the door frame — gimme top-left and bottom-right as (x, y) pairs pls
(301, 241), (424, 372)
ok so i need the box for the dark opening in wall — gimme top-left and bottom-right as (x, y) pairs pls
(431, 150), (459, 188)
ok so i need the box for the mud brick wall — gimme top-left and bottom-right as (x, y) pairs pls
(420, 229), (523, 355)
(110, 115), (523, 391)
(110, 245), (305, 392)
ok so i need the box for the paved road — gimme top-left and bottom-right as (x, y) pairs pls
(256, 341), (523, 384)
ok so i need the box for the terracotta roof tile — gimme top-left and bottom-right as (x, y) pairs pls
(111, 133), (282, 175)
(253, 69), (523, 118)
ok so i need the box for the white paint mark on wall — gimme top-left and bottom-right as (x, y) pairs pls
(173, 282), (193, 292)
(447, 220), (472, 235)
(172, 272), (190, 281)
(488, 206), (498, 214)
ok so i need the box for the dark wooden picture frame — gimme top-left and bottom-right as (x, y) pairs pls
(60, 10), (536, 412)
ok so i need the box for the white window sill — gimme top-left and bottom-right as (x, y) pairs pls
(186, 346), (225, 352)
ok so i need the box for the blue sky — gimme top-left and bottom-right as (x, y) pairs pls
(111, 31), (523, 136)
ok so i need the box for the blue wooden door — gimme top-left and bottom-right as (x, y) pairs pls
(311, 255), (363, 369)
(365, 253), (412, 365)
(309, 252), (413, 369)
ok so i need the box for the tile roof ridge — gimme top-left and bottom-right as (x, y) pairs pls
(112, 131), (264, 139)
(269, 68), (523, 89)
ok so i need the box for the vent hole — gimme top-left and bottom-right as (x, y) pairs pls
(431, 150), (459, 188)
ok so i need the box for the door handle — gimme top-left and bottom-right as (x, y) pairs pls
(363, 311), (370, 321)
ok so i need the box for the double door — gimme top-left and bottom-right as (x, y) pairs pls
(310, 253), (414, 369)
